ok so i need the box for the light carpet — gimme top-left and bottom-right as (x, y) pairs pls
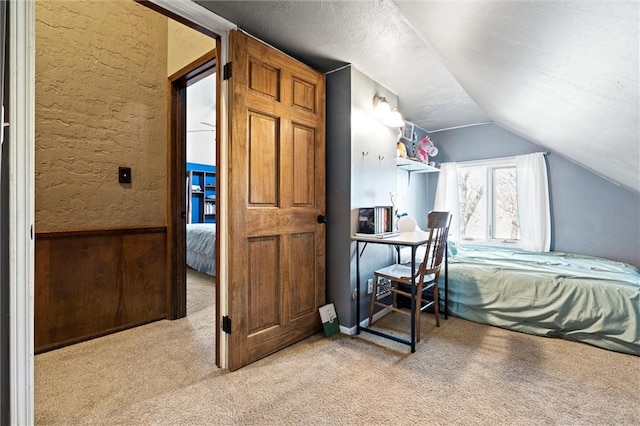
(35, 269), (639, 425)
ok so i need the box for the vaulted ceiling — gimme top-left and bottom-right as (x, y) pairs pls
(195, 0), (639, 194)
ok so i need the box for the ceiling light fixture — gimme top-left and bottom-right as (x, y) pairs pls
(372, 94), (391, 119)
(384, 109), (405, 128)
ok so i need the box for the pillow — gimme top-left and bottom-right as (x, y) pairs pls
(447, 240), (458, 256)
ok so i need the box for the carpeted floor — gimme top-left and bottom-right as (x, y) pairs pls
(35, 269), (640, 425)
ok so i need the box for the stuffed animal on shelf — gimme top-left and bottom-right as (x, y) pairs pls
(414, 135), (438, 164)
(397, 141), (407, 158)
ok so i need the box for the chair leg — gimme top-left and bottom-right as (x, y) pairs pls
(433, 282), (440, 327)
(415, 283), (422, 342)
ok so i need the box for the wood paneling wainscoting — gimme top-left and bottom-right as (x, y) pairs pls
(35, 227), (167, 353)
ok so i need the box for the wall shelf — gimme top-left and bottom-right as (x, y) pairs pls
(396, 158), (439, 173)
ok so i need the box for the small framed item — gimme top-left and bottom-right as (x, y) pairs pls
(402, 121), (415, 141)
(319, 303), (340, 337)
(357, 207), (375, 234)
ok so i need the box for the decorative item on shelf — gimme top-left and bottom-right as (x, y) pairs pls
(414, 135), (438, 165)
(397, 215), (417, 233)
(402, 121), (416, 141)
(372, 94), (405, 128)
(397, 141), (407, 158)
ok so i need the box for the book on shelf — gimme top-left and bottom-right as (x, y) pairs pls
(357, 206), (394, 236)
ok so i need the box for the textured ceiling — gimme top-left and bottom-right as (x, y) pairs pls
(194, 0), (639, 193)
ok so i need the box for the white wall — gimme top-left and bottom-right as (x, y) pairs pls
(186, 72), (216, 165)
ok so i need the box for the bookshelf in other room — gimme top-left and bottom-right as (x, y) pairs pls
(187, 162), (216, 224)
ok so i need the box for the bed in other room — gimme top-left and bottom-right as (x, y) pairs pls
(186, 223), (216, 276)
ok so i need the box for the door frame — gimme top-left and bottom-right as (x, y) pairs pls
(1, 2), (9, 423)
(167, 50), (219, 362)
(9, 0), (36, 424)
(142, 0), (235, 370)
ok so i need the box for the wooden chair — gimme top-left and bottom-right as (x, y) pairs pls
(368, 211), (451, 342)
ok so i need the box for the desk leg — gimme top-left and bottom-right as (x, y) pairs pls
(355, 240), (361, 334)
(409, 246), (417, 353)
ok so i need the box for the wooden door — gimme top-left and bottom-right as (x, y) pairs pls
(227, 30), (326, 371)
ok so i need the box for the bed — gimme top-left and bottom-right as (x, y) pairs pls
(186, 223), (216, 276)
(443, 245), (640, 355)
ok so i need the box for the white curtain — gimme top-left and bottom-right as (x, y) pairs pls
(434, 162), (460, 242)
(516, 153), (551, 252)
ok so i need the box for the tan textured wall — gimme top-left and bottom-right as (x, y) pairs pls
(35, 0), (168, 231)
(167, 20), (216, 76)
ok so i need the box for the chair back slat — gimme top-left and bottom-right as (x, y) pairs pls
(418, 211), (451, 280)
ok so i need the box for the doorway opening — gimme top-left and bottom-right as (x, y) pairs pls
(168, 49), (220, 365)
(185, 71), (217, 315)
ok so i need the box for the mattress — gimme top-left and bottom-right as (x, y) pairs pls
(445, 245), (640, 355)
(186, 223), (216, 276)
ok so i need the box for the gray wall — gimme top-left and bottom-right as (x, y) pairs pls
(428, 123), (640, 267)
(325, 67), (353, 328)
(326, 66), (402, 328)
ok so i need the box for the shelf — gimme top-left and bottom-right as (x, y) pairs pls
(189, 168), (216, 223)
(396, 158), (439, 173)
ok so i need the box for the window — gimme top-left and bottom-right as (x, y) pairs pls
(457, 157), (520, 246)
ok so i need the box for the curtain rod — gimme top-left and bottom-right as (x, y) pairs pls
(449, 152), (548, 165)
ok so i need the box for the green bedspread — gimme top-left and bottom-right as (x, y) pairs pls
(445, 245), (640, 355)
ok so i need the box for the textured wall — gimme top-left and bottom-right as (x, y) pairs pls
(167, 19), (215, 77)
(35, 0), (168, 231)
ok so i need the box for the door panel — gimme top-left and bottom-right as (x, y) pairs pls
(292, 124), (315, 206)
(228, 30), (325, 371)
(289, 232), (316, 319)
(248, 59), (280, 100)
(292, 78), (316, 112)
(248, 111), (279, 206)
(247, 236), (280, 334)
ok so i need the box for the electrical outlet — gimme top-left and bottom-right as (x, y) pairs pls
(367, 279), (374, 295)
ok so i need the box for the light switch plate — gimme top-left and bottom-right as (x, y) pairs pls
(119, 166), (131, 184)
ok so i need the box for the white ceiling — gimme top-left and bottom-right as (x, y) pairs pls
(195, 0), (639, 194)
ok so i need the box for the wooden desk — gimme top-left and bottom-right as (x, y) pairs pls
(352, 231), (448, 352)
